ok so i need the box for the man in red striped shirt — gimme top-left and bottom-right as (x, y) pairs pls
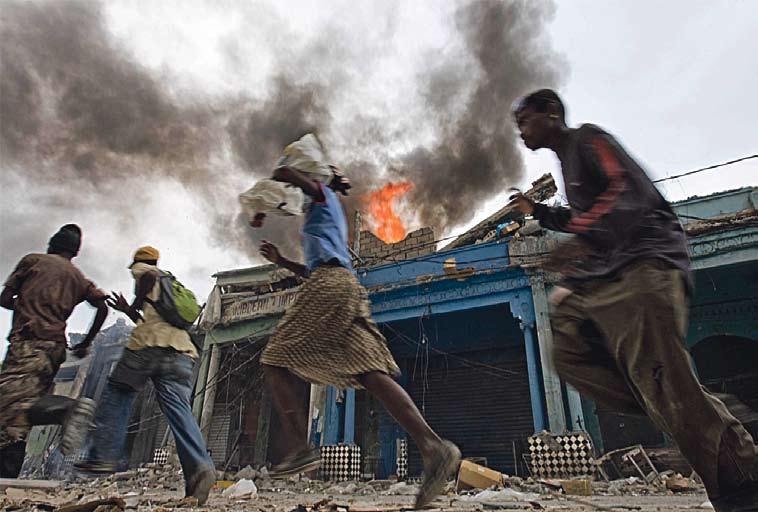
(512, 89), (757, 512)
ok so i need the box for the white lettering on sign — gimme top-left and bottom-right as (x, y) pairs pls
(221, 287), (301, 323)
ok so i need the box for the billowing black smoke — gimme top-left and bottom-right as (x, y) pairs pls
(0, 0), (563, 275)
(389, 0), (563, 230)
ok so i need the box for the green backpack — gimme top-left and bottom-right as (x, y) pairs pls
(150, 271), (201, 330)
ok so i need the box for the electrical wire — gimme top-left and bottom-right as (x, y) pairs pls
(383, 322), (522, 379)
(652, 154), (757, 183)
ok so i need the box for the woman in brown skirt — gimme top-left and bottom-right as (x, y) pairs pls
(252, 164), (460, 508)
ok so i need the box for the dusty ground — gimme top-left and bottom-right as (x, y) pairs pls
(0, 464), (714, 512)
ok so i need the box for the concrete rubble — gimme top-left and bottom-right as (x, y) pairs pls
(0, 460), (713, 512)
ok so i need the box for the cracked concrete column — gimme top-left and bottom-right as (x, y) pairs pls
(199, 343), (221, 441)
(530, 273), (567, 433)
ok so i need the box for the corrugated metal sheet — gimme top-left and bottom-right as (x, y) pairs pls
(405, 348), (533, 475)
(153, 415), (170, 452)
(207, 410), (231, 466)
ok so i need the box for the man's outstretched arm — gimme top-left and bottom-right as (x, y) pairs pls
(83, 301), (108, 344)
(260, 240), (309, 278)
(71, 300), (108, 357)
(272, 166), (324, 201)
(511, 193), (573, 232)
(512, 135), (628, 234)
(107, 270), (157, 323)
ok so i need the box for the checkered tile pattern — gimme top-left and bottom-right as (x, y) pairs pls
(152, 448), (170, 465)
(396, 438), (408, 480)
(528, 432), (597, 478)
(63, 448), (86, 465)
(320, 444), (361, 481)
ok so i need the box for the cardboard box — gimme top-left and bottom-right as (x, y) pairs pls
(560, 479), (592, 496)
(456, 460), (504, 490)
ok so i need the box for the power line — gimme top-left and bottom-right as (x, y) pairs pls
(383, 322), (522, 379)
(652, 154), (757, 183)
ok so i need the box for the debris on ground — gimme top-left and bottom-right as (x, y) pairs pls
(559, 479), (592, 496)
(665, 473), (691, 492)
(222, 479), (258, 499)
(233, 466), (258, 481)
(384, 482), (418, 496)
(456, 460), (504, 490)
(458, 488), (541, 502)
(0, 457), (710, 512)
(57, 497), (127, 512)
(0, 478), (62, 491)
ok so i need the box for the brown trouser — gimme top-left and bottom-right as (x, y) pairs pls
(551, 259), (757, 499)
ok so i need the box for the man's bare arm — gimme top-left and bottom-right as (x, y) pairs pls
(83, 300), (108, 344)
(107, 270), (158, 323)
(260, 240), (309, 278)
(272, 166), (324, 200)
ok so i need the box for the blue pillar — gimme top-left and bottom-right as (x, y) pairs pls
(323, 386), (341, 445)
(522, 322), (546, 432)
(343, 388), (356, 444)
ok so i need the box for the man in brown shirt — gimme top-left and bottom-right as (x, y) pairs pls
(0, 224), (107, 477)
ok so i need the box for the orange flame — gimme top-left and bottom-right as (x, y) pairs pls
(365, 181), (414, 243)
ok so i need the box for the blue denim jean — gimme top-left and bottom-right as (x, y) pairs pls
(86, 347), (214, 480)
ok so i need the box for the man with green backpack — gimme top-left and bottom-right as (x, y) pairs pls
(76, 246), (215, 505)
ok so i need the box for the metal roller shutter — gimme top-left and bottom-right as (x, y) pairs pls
(207, 407), (232, 467)
(405, 347), (534, 475)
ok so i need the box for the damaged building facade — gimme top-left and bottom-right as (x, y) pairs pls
(194, 179), (757, 479)
(192, 265), (306, 470)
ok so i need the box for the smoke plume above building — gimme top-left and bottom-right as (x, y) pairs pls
(0, 0), (563, 279)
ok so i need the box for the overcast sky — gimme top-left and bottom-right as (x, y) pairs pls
(1, 0), (756, 358)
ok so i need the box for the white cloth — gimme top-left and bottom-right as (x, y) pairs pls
(239, 133), (334, 220)
(276, 133), (333, 183)
(239, 179), (304, 218)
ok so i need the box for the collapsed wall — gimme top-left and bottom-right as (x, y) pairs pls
(357, 228), (436, 267)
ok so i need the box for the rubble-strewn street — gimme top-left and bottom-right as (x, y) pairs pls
(2, 2), (757, 511)
(1, 462), (714, 512)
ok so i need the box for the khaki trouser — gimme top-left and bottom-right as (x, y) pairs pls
(0, 338), (66, 449)
(551, 259), (757, 499)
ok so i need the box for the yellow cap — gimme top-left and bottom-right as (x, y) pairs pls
(130, 246), (160, 267)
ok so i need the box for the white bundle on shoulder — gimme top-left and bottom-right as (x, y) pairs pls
(239, 179), (304, 218)
(276, 133), (333, 183)
(238, 133), (333, 220)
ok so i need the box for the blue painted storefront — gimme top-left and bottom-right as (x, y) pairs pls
(317, 239), (553, 476)
(317, 186), (758, 476)
(195, 186), (755, 473)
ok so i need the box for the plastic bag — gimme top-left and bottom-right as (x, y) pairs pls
(239, 179), (304, 219)
(222, 478), (258, 498)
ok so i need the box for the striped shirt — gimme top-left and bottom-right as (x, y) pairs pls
(533, 124), (691, 290)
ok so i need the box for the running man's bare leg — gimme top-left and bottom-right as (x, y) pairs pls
(357, 371), (442, 459)
(264, 364), (308, 456)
